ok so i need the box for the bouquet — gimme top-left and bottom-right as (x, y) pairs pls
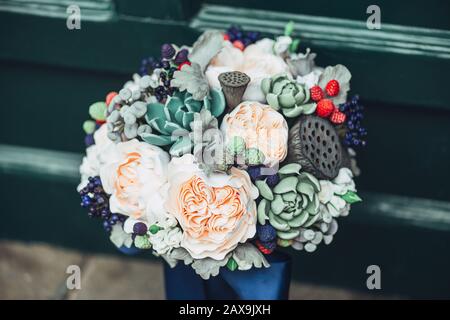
(77, 23), (366, 280)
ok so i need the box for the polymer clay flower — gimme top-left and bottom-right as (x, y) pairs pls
(78, 125), (115, 191)
(100, 139), (170, 220)
(261, 73), (316, 118)
(165, 154), (259, 260)
(206, 39), (291, 102)
(220, 101), (289, 165)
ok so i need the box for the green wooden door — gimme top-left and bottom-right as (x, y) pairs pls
(1, 0), (449, 298)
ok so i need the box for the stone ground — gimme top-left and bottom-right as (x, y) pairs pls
(0, 240), (395, 300)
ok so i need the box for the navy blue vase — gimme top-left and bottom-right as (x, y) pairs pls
(119, 245), (291, 300)
(164, 251), (292, 300)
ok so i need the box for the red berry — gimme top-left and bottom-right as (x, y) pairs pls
(233, 40), (245, 51)
(177, 61), (191, 70)
(105, 91), (118, 105)
(255, 240), (274, 255)
(316, 99), (335, 118)
(310, 85), (324, 102)
(96, 119), (106, 125)
(326, 80), (340, 96)
(223, 33), (230, 41)
(330, 109), (346, 124)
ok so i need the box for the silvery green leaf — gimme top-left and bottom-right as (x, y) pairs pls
(273, 176), (298, 194)
(268, 211), (290, 231)
(297, 182), (314, 201)
(255, 180), (274, 201)
(288, 210), (308, 227)
(302, 229), (315, 241)
(232, 243), (270, 271)
(132, 101), (147, 118)
(270, 194), (285, 215)
(109, 224), (133, 249)
(137, 124), (151, 135)
(189, 30), (224, 71)
(171, 62), (209, 101)
(278, 163), (301, 175)
(257, 199), (270, 225)
(304, 243), (317, 253)
(277, 229), (300, 240)
(299, 172), (320, 192)
(123, 112), (136, 125)
(124, 123), (138, 138)
(191, 254), (230, 280)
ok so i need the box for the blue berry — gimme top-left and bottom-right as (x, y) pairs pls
(84, 134), (94, 147)
(257, 224), (277, 242)
(266, 174), (280, 188)
(247, 165), (264, 181)
(161, 43), (176, 59)
(133, 222), (148, 235)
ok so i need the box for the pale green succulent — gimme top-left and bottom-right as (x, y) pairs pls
(261, 74), (316, 118)
(140, 89), (225, 156)
(255, 163), (321, 242)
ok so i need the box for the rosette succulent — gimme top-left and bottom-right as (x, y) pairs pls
(261, 74), (316, 118)
(255, 163), (321, 242)
(140, 89), (225, 156)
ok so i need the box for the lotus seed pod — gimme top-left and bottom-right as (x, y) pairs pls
(218, 71), (250, 111)
(288, 115), (344, 180)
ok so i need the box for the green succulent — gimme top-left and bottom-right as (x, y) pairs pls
(261, 74), (316, 118)
(255, 163), (321, 241)
(140, 89), (225, 156)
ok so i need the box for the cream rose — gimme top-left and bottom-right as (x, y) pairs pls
(100, 139), (170, 220)
(206, 39), (291, 102)
(220, 101), (289, 165)
(165, 154), (258, 260)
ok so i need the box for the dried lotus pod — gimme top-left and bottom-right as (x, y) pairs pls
(218, 71), (250, 111)
(287, 116), (343, 180)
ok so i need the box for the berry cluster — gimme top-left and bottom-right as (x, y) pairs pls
(139, 44), (190, 103)
(310, 80), (347, 125)
(224, 25), (261, 50)
(254, 224), (277, 255)
(79, 176), (127, 233)
(339, 95), (367, 147)
(247, 165), (280, 187)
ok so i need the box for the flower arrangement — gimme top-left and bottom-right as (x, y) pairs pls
(78, 23), (366, 280)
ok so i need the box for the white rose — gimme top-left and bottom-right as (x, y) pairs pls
(77, 125), (115, 191)
(100, 139), (170, 220)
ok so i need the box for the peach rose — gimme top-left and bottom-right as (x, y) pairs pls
(220, 101), (289, 165)
(206, 39), (291, 102)
(100, 139), (170, 220)
(165, 154), (258, 260)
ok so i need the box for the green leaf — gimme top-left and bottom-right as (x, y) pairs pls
(255, 180), (274, 201)
(284, 21), (294, 37)
(278, 163), (301, 175)
(169, 136), (193, 157)
(257, 199), (270, 225)
(140, 132), (173, 146)
(209, 88), (226, 117)
(273, 176), (298, 194)
(282, 104), (304, 118)
(226, 257), (238, 271)
(289, 38), (300, 53)
(340, 191), (362, 204)
(88, 101), (107, 121)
